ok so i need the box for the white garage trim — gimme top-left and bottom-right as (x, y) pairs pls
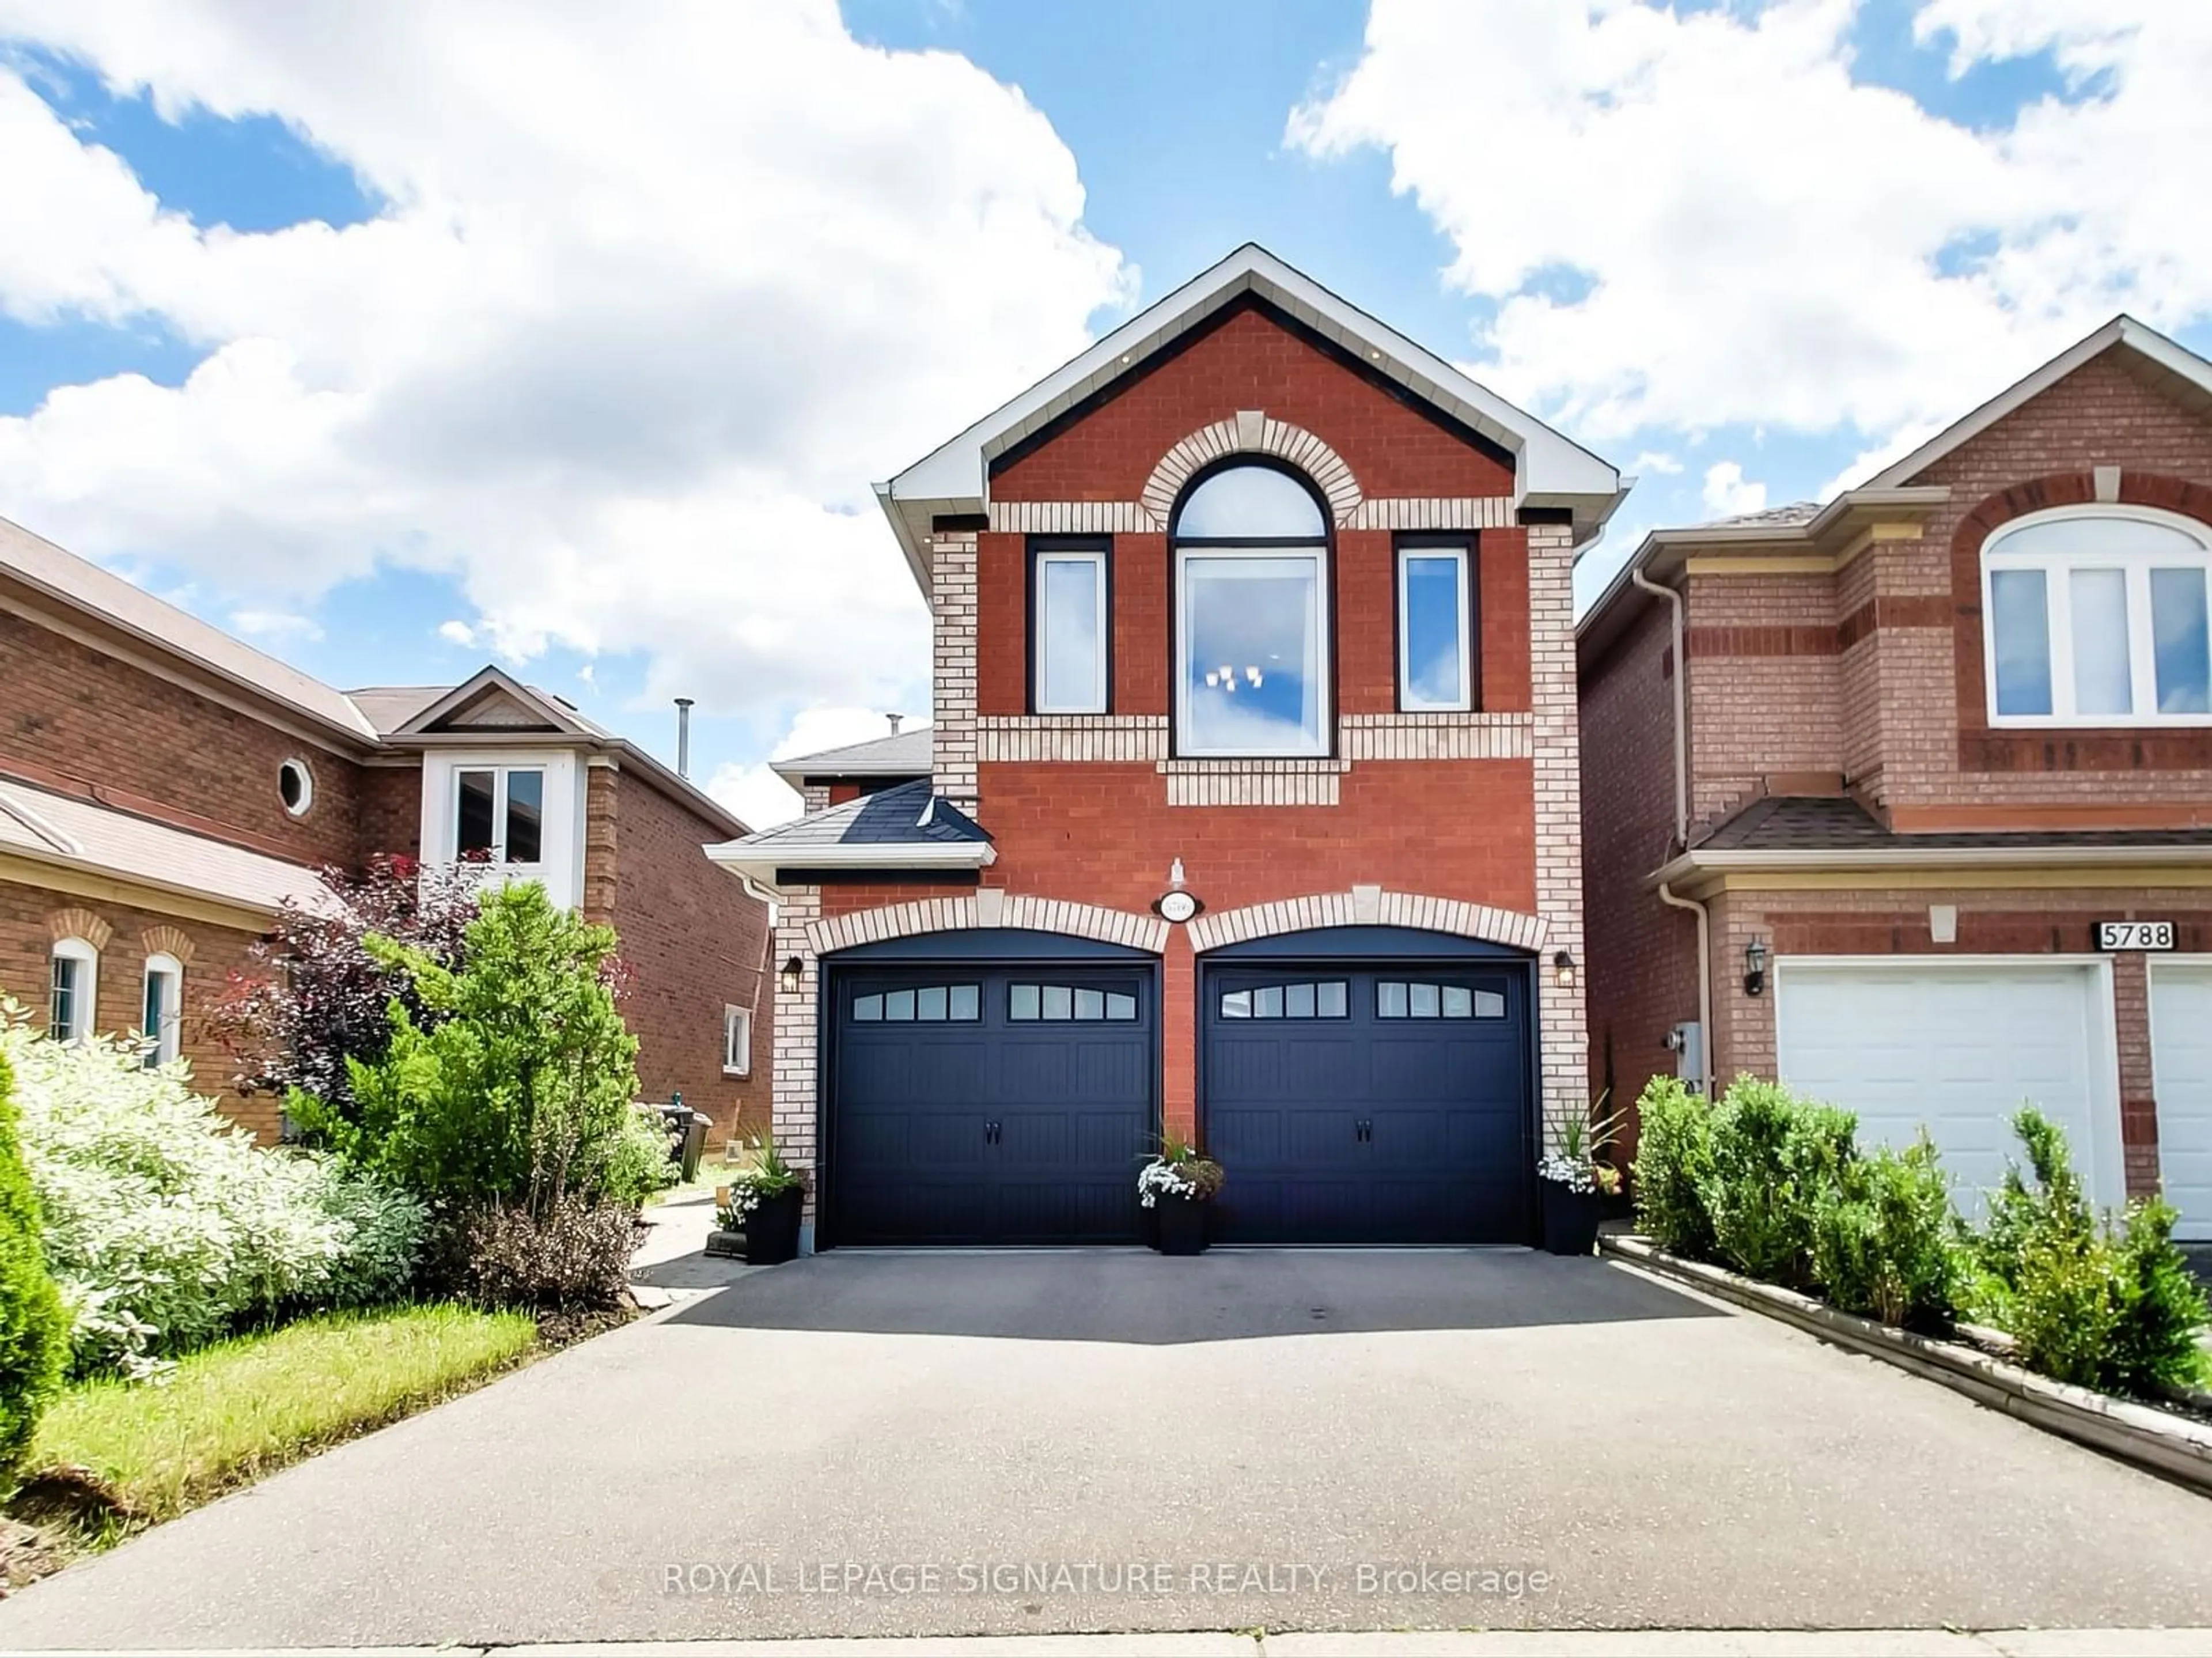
(2150, 955), (2212, 1241)
(1772, 955), (2124, 1214)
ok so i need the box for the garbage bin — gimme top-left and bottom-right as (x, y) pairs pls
(649, 1093), (713, 1183)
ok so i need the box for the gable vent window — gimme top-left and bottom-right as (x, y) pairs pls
(1033, 544), (1109, 714)
(1172, 463), (1331, 757)
(1220, 981), (1349, 1019)
(853, 985), (982, 1023)
(456, 766), (545, 864)
(1376, 981), (1506, 1020)
(1008, 983), (1139, 1021)
(1983, 508), (2212, 725)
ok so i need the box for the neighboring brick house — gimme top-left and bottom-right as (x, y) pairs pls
(1578, 316), (2212, 1233)
(0, 516), (771, 1144)
(713, 244), (1624, 1250)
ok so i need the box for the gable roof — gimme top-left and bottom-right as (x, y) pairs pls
(0, 516), (379, 745)
(877, 243), (1624, 594)
(1863, 314), (2212, 490)
(769, 724), (932, 785)
(379, 665), (609, 739)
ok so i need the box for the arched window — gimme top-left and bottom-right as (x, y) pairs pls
(1983, 507), (2212, 725)
(49, 936), (97, 1044)
(142, 952), (184, 1068)
(1171, 463), (1331, 756)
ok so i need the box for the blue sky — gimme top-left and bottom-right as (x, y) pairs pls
(2, 2), (2207, 824)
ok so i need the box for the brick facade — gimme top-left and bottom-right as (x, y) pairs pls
(771, 297), (1596, 1225)
(3, 577), (770, 1150)
(1578, 338), (2212, 1201)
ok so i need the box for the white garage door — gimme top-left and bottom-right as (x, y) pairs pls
(2152, 960), (2212, 1241)
(1774, 959), (2121, 1216)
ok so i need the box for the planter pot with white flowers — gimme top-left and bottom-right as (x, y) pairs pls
(1537, 1094), (1624, 1256)
(1137, 1135), (1225, 1256)
(713, 1132), (807, 1265)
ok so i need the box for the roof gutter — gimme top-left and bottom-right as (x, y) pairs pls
(1655, 841), (2212, 887)
(704, 838), (996, 894)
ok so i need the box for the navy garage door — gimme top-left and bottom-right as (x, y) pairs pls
(829, 966), (1155, 1246)
(1202, 960), (1532, 1244)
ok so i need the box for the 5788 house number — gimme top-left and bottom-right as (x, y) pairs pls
(2096, 920), (2176, 952)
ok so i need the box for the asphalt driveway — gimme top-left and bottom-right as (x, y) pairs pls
(8, 1249), (2212, 1648)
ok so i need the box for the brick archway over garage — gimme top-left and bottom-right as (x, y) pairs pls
(806, 890), (1170, 957)
(1185, 887), (1547, 955)
(1138, 411), (1363, 529)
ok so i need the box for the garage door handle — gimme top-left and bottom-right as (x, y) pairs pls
(1355, 1118), (1372, 1143)
(984, 1121), (1001, 1146)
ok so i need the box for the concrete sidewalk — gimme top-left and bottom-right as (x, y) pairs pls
(36, 1630), (2212, 1655)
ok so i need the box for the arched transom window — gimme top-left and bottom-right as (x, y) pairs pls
(1171, 463), (1331, 756)
(1983, 507), (2212, 725)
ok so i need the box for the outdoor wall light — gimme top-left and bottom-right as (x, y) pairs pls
(1552, 949), (1576, 990)
(779, 956), (804, 994)
(1744, 936), (1770, 997)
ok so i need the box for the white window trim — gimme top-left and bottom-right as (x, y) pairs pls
(1033, 548), (1109, 714)
(50, 936), (97, 1044)
(142, 951), (183, 1066)
(1396, 542), (1474, 713)
(279, 756), (315, 817)
(1173, 543), (1331, 758)
(1981, 503), (2212, 729)
(454, 763), (550, 868)
(723, 1004), (752, 1077)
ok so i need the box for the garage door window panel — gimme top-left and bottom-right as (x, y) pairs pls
(1982, 508), (2212, 725)
(1009, 983), (1138, 1021)
(1220, 981), (1349, 1019)
(851, 983), (980, 1023)
(1376, 980), (1505, 1019)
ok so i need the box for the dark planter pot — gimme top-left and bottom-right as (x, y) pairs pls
(1540, 1182), (1605, 1256)
(1151, 1195), (1208, 1256)
(744, 1187), (804, 1265)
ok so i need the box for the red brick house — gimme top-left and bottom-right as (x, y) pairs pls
(0, 516), (771, 1143)
(1578, 316), (2212, 1231)
(713, 245), (1624, 1250)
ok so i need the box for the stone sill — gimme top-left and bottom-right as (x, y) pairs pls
(1156, 758), (1351, 775)
(1600, 1233), (2212, 1496)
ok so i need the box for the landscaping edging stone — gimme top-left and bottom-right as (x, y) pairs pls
(1600, 1233), (2212, 1496)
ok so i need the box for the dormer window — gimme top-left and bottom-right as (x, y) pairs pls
(456, 766), (545, 864)
(1172, 463), (1331, 758)
(1983, 507), (2212, 725)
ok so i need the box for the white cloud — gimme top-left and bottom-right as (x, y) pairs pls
(435, 619), (476, 648)
(230, 607), (323, 642)
(1289, 1), (2212, 460)
(0, 1), (1132, 728)
(1627, 449), (1683, 476)
(1700, 460), (1767, 520)
(707, 706), (927, 831)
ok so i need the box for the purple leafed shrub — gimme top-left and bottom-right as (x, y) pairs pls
(207, 856), (482, 1129)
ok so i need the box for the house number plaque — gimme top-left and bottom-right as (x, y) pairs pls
(2096, 920), (2176, 952)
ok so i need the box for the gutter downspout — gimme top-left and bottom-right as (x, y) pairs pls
(1634, 563), (1712, 1093)
(1657, 882), (1714, 1096)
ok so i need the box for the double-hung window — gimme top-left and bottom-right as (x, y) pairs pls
(1032, 542), (1109, 713)
(48, 937), (96, 1044)
(1983, 508), (2212, 725)
(142, 952), (183, 1068)
(1172, 463), (1331, 756)
(1397, 537), (1475, 711)
(456, 766), (546, 864)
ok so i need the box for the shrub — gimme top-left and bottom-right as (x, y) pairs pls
(596, 1110), (680, 1209)
(1809, 1134), (1963, 1329)
(298, 882), (641, 1213)
(448, 1194), (637, 1311)
(0, 1053), (68, 1477)
(1631, 1077), (1716, 1258)
(1971, 1108), (2209, 1395)
(1703, 1078), (1854, 1289)
(207, 856), (480, 1127)
(4, 1005), (425, 1376)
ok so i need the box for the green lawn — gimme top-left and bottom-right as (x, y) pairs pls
(29, 1304), (539, 1528)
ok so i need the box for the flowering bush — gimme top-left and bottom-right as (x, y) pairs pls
(1135, 1134), (1225, 1209)
(3, 1004), (426, 1377)
(206, 856), (480, 1129)
(716, 1133), (804, 1226)
(0, 1050), (67, 1475)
